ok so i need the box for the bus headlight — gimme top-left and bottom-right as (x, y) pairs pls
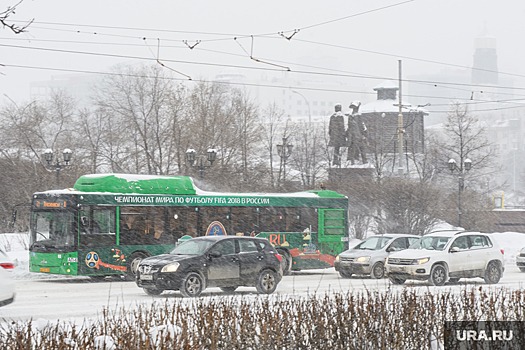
(161, 262), (180, 273)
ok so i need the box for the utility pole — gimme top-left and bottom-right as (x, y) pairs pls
(397, 60), (404, 175)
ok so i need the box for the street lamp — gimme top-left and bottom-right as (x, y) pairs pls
(43, 148), (73, 188)
(291, 89), (312, 187)
(277, 137), (293, 185)
(186, 148), (217, 179)
(448, 158), (472, 227)
(291, 90), (311, 124)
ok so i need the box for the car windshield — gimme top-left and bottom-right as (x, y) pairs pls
(409, 236), (451, 251)
(170, 239), (216, 255)
(355, 236), (392, 250)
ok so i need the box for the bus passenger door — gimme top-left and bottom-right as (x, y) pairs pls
(78, 206), (118, 276)
(317, 209), (347, 258)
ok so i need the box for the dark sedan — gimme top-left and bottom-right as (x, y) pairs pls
(136, 235), (283, 297)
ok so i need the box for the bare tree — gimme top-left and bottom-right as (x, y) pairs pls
(259, 103), (286, 189)
(0, 91), (79, 229)
(94, 64), (178, 175)
(438, 102), (498, 230)
(290, 121), (325, 189)
(375, 178), (443, 235)
(228, 88), (260, 188)
(1, 1), (33, 34)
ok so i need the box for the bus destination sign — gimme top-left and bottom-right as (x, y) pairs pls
(34, 200), (68, 209)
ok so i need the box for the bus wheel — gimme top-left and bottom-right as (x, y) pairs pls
(277, 249), (292, 275)
(126, 252), (148, 281)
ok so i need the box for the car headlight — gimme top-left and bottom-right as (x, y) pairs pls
(161, 262), (180, 273)
(413, 257), (430, 265)
(356, 256), (370, 263)
(335, 255), (340, 263)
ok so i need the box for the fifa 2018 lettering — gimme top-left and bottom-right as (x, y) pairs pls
(456, 330), (513, 341)
(268, 233), (287, 246)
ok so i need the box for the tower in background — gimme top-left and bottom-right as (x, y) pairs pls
(471, 35), (498, 85)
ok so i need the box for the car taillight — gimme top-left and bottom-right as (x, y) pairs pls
(0, 262), (15, 270)
(275, 253), (283, 262)
(500, 249), (505, 255)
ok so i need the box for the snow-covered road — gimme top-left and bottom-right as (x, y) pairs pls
(1, 265), (524, 323)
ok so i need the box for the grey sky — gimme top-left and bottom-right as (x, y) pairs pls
(1, 0), (523, 103)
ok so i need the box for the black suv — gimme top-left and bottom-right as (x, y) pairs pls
(136, 236), (283, 297)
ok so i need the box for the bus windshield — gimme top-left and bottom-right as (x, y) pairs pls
(31, 211), (76, 250)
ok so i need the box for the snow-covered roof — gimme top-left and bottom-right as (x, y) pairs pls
(82, 173), (176, 181)
(359, 100), (429, 114)
(373, 80), (398, 91)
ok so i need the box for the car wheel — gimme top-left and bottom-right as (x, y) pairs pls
(220, 286), (238, 293)
(429, 265), (447, 286)
(370, 262), (385, 279)
(256, 269), (279, 294)
(519, 267), (525, 273)
(484, 261), (502, 284)
(448, 277), (460, 283)
(277, 249), (292, 275)
(180, 272), (205, 297)
(143, 287), (163, 296)
(339, 270), (353, 279)
(389, 276), (406, 285)
(125, 252), (148, 281)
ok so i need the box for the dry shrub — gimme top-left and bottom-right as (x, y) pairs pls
(1, 287), (524, 349)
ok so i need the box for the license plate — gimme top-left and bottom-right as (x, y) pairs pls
(140, 274), (153, 280)
(40, 267), (50, 272)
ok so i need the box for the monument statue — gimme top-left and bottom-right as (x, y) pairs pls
(346, 101), (368, 165)
(328, 103), (347, 166)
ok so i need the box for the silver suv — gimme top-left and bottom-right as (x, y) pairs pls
(516, 247), (525, 272)
(386, 231), (505, 286)
(334, 234), (419, 279)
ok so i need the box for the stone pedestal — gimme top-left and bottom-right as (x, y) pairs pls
(328, 167), (374, 184)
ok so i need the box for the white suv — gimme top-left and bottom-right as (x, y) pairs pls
(385, 231), (504, 286)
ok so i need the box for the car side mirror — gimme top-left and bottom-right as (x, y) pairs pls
(450, 247), (460, 253)
(209, 251), (222, 259)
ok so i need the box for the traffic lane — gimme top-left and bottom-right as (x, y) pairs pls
(1, 266), (523, 322)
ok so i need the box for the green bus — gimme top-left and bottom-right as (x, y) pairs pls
(29, 174), (349, 279)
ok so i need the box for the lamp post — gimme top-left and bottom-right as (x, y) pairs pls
(186, 148), (217, 179)
(291, 90), (311, 124)
(448, 158), (472, 227)
(43, 148), (73, 188)
(291, 89), (312, 187)
(277, 137), (293, 186)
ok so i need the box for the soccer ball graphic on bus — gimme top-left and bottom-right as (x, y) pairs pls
(85, 251), (100, 268)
